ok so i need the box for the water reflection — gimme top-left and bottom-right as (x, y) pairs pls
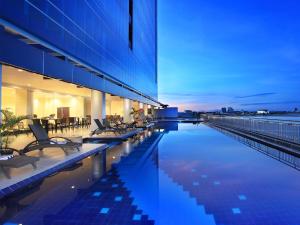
(0, 129), (154, 225)
(154, 121), (178, 132)
(91, 152), (105, 179)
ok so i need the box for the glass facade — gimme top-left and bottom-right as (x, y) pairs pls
(0, 0), (158, 104)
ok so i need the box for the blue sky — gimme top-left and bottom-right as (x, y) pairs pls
(157, 0), (300, 112)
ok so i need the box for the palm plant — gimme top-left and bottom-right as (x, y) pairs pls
(0, 110), (28, 149)
(130, 108), (145, 126)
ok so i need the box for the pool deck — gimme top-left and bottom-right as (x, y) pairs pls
(0, 143), (108, 199)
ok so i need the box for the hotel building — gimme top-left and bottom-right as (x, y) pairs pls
(0, 0), (161, 129)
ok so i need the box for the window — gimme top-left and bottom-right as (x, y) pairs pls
(129, 0), (133, 49)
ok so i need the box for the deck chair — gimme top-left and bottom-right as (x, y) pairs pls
(0, 148), (39, 179)
(91, 119), (118, 136)
(23, 123), (81, 155)
(103, 118), (128, 134)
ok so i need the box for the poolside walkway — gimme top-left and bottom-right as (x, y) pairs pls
(0, 127), (148, 198)
(0, 143), (108, 198)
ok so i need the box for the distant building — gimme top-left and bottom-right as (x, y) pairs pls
(257, 109), (269, 115)
(221, 107), (227, 113)
(227, 107), (234, 113)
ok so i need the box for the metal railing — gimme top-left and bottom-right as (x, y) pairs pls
(208, 116), (300, 144)
(213, 126), (300, 170)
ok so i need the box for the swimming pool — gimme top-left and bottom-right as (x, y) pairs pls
(1, 123), (300, 225)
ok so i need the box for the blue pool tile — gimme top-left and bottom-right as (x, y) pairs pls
(112, 183), (118, 188)
(114, 196), (123, 202)
(100, 207), (110, 214)
(232, 208), (241, 214)
(133, 214), (142, 221)
(238, 195), (247, 200)
(193, 181), (199, 186)
(93, 192), (101, 197)
(214, 181), (221, 185)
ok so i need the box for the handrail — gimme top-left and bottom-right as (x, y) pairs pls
(207, 116), (300, 144)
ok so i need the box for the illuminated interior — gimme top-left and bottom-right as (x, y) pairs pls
(1, 65), (91, 119)
(1, 65), (148, 121)
(106, 94), (124, 116)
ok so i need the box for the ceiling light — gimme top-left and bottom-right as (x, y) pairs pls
(17, 69), (23, 72)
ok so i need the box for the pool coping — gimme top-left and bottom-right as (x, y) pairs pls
(0, 143), (110, 200)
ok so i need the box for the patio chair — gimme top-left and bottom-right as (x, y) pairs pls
(68, 117), (77, 130)
(22, 123), (81, 155)
(0, 148), (39, 179)
(90, 119), (118, 136)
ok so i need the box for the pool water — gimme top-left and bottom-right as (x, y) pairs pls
(1, 123), (300, 225)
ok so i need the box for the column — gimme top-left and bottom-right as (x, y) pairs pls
(0, 64), (2, 122)
(26, 89), (34, 117)
(14, 88), (28, 117)
(0, 65), (1, 106)
(106, 94), (112, 116)
(123, 98), (133, 123)
(91, 90), (106, 131)
(144, 104), (149, 116)
(139, 102), (144, 109)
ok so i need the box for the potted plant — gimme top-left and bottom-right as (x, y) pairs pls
(0, 110), (28, 155)
(131, 108), (145, 127)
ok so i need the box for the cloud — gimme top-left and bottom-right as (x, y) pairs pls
(235, 92), (276, 99)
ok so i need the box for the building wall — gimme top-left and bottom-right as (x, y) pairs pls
(0, 0), (158, 104)
(154, 107), (179, 119)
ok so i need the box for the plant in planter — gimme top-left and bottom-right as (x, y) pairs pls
(0, 110), (28, 155)
(130, 108), (145, 127)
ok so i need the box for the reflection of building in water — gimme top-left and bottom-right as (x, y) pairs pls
(91, 153), (106, 180)
(214, 127), (300, 170)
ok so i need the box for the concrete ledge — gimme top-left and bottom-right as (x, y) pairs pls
(136, 122), (155, 129)
(0, 143), (108, 199)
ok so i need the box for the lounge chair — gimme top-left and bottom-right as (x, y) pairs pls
(103, 119), (128, 134)
(91, 119), (118, 136)
(112, 117), (136, 130)
(22, 123), (81, 155)
(0, 148), (39, 179)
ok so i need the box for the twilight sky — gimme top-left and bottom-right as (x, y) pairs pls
(157, 0), (300, 112)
